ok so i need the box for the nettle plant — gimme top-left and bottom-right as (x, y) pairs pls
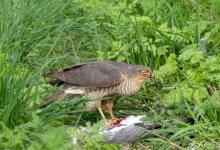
(155, 45), (220, 120)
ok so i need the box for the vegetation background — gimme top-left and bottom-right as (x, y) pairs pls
(0, 0), (220, 149)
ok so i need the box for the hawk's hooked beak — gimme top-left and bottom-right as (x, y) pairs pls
(147, 71), (154, 78)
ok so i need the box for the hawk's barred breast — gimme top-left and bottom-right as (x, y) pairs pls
(85, 77), (141, 110)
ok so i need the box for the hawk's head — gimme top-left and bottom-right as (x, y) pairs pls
(128, 65), (153, 78)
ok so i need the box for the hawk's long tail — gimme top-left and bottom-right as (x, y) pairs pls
(39, 87), (85, 108)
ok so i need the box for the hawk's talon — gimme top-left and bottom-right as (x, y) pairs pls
(106, 118), (125, 126)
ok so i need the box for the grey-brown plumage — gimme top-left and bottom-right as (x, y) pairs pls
(41, 61), (153, 122)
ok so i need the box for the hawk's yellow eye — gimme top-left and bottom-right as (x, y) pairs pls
(141, 70), (148, 75)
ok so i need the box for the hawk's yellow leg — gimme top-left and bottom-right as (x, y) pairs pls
(101, 99), (115, 119)
(109, 110), (115, 119)
(98, 107), (106, 122)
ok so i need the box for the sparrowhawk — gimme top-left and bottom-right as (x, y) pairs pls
(40, 61), (153, 124)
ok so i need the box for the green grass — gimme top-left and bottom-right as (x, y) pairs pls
(0, 0), (220, 149)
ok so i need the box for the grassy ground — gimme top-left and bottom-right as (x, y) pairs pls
(0, 0), (220, 149)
